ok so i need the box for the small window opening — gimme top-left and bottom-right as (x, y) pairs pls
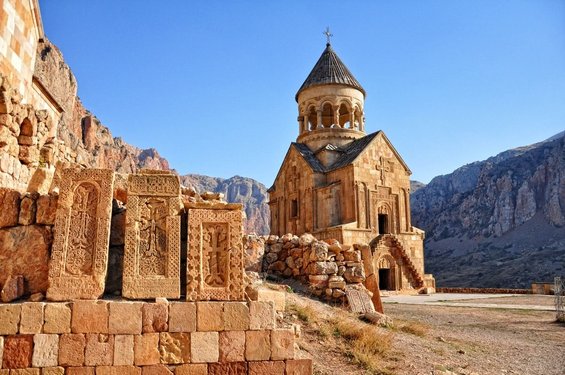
(290, 199), (298, 218)
(378, 214), (389, 234)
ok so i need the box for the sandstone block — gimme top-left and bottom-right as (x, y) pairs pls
(85, 333), (113, 366)
(114, 334), (134, 366)
(142, 302), (168, 333)
(0, 336), (3, 369)
(141, 365), (173, 375)
(249, 361), (285, 375)
(308, 275), (328, 288)
(0, 188), (20, 228)
(43, 303), (71, 333)
(328, 275), (346, 289)
(71, 300), (108, 333)
(286, 359), (313, 374)
(9, 369), (40, 375)
(169, 302), (196, 333)
(32, 334), (58, 367)
(219, 331), (245, 362)
(174, 364), (207, 375)
(245, 330), (270, 361)
(0, 304), (21, 334)
(59, 334), (86, 366)
(134, 333), (160, 366)
(18, 194), (37, 225)
(109, 302), (142, 334)
(190, 332), (218, 363)
(65, 368), (94, 375)
(0, 370), (7, 375)
(2, 334), (33, 369)
(197, 302), (224, 331)
(35, 194), (58, 225)
(255, 288), (286, 311)
(223, 302), (249, 331)
(41, 367), (65, 375)
(159, 332), (190, 364)
(95, 366), (141, 375)
(208, 362), (247, 375)
(249, 301), (275, 330)
(1, 274), (25, 302)
(271, 329), (295, 360)
(20, 302), (44, 334)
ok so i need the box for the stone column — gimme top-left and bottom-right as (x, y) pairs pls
(350, 111), (355, 129)
(316, 110), (323, 129)
(334, 107), (339, 127)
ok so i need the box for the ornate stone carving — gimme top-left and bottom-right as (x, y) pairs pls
(47, 168), (115, 301)
(122, 171), (183, 299)
(186, 206), (244, 301)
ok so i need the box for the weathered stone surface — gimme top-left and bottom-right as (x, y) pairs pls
(0, 188), (20, 228)
(190, 332), (219, 363)
(0, 336), (3, 369)
(271, 329), (295, 360)
(328, 275), (346, 289)
(9, 369), (40, 375)
(141, 365), (173, 375)
(114, 334), (135, 366)
(32, 334), (58, 367)
(223, 302), (249, 331)
(43, 303), (71, 333)
(159, 332), (190, 364)
(0, 225), (51, 295)
(28, 293), (44, 302)
(0, 274), (24, 302)
(245, 330), (270, 361)
(345, 285), (375, 314)
(47, 168), (114, 301)
(123, 171), (182, 299)
(249, 361), (285, 375)
(2, 335), (33, 369)
(35, 194), (58, 225)
(186, 207), (244, 301)
(169, 302), (196, 333)
(85, 333), (113, 366)
(109, 302), (142, 334)
(59, 334), (86, 366)
(286, 359), (313, 375)
(142, 302), (169, 333)
(71, 300), (109, 333)
(249, 301), (275, 330)
(253, 288), (286, 312)
(18, 193), (37, 225)
(197, 302), (224, 331)
(219, 331), (245, 362)
(174, 364), (208, 375)
(134, 333), (160, 366)
(66, 368), (95, 375)
(95, 366), (140, 375)
(361, 311), (393, 327)
(42, 367), (65, 375)
(20, 302), (44, 333)
(0, 304), (21, 334)
(208, 362), (247, 375)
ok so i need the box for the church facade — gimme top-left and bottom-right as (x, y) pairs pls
(268, 41), (435, 292)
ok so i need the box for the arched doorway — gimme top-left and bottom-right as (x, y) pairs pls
(376, 255), (396, 291)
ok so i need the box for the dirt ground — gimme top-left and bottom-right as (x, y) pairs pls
(284, 292), (565, 375)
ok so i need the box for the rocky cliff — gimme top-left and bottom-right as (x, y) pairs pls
(411, 132), (565, 288)
(180, 174), (270, 235)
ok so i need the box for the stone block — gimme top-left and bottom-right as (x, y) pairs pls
(223, 302), (249, 331)
(85, 333), (113, 366)
(20, 302), (44, 334)
(271, 329), (295, 360)
(32, 334), (58, 367)
(248, 361), (285, 375)
(0, 188), (20, 228)
(95, 366), (141, 375)
(0, 336), (3, 369)
(18, 194), (37, 225)
(245, 330), (270, 361)
(159, 332), (190, 364)
(285, 359), (313, 375)
(35, 194), (58, 225)
(196, 302), (224, 331)
(58, 334), (86, 366)
(249, 301), (275, 330)
(208, 362), (247, 375)
(169, 302), (196, 333)
(134, 333), (160, 366)
(141, 364), (173, 375)
(0, 304), (21, 334)
(219, 331), (245, 362)
(1, 274), (24, 302)
(114, 334), (134, 366)
(174, 364), (208, 375)
(43, 303), (71, 333)
(41, 367), (65, 375)
(109, 301), (142, 334)
(190, 332), (218, 363)
(9, 369), (40, 375)
(71, 300), (109, 333)
(66, 368), (94, 375)
(142, 302), (168, 333)
(254, 288), (286, 311)
(2, 335), (33, 369)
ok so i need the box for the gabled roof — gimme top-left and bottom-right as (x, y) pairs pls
(295, 43), (365, 101)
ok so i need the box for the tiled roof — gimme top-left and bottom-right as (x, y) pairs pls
(296, 43), (365, 100)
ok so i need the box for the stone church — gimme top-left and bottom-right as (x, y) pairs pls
(268, 41), (435, 292)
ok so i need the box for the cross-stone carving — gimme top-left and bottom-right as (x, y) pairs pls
(47, 168), (114, 301)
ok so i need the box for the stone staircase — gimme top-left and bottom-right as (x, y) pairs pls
(374, 234), (424, 289)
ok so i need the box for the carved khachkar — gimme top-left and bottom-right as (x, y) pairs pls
(47, 168), (115, 301)
(122, 171), (183, 299)
(186, 205), (244, 301)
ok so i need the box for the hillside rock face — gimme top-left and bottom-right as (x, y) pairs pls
(180, 174), (270, 235)
(411, 133), (565, 288)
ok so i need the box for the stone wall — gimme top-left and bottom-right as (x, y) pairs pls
(0, 300), (311, 374)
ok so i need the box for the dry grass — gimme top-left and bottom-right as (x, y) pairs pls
(397, 321), (429, 337)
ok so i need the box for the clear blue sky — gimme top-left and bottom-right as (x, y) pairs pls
(40, 1), (565, 186)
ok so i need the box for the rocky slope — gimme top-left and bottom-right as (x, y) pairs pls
(411, 132), (565, 288)
(180, 174), (270, 235)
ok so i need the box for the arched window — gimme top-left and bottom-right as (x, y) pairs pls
(307, 106), (317, 131)
(321, 103), (334, 128)
(338, 103), (351, 128)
